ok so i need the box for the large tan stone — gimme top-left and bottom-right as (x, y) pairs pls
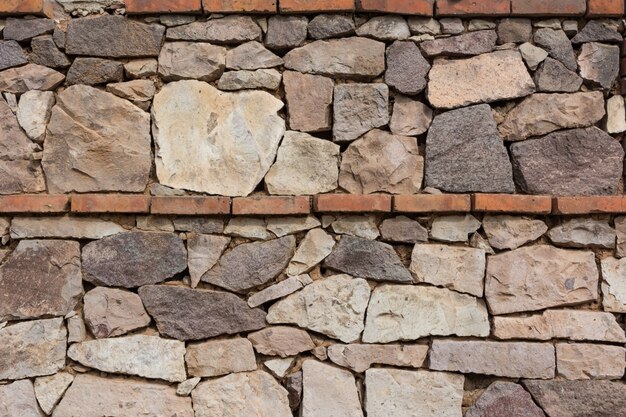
(83, 287), (151, 338)
(248, 326), (315, 357)
(0, 380), (44, 417)
(482, 215), (548, 250)
(601, 257), (626, 312)
(556, 343), (625, 380)
(158, 41), (226, 82)
(16, 90), (54, 143)
(10, 215), (125, 239)
(34, 372), (74, 415)
(283, 71), (333, 132)
(547, 218), (616, 249)
(186, 337), (256, 377)
(328, 344), (428, 372)
(301, 360), (364, 417)
(0, 63), (64, 94)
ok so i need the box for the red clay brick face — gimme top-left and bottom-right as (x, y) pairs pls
(358, 0), (434, 15)
(233, 196), (311, 215)
(553, 196), (626, 214)
(473, 194), (553, 214)
(587, 0), (625, 16)
(126, 0), (202, 13)
(0, 0), (45, 14)
(511, 0), (587, 15)
(0, 195), (69, 213)
(203, 0), (276, 13)
(151, 196), (230, 215)
(71, 194), (150, 213)
(436, 0), (510, 16)
(280, 0), (354, 12)
(393, 194), (471, 213)
(314, 194), (392, 212)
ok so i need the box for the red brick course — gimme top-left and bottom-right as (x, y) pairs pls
(203, 0), (276, 12)
(586, 0), (624, 16)
(314, 194), (392, 212)
(358, 0), (434, 14)
(126, 0), (202, 13)
(473, 194), (552, 214)
(394, 194), (471, 213)
(553, 196), (626, 214)
(151, 196), (231, 215)
(0, 195), (69, 213)
(436, 0), (510, 16)
(511, 0), (586, 15)
(71, 194), (151, 213)
(233, 196), (311, 215)
(0, 0), (46, 14)
(280, 0), (354, 12)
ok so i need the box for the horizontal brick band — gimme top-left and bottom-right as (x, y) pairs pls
(126, 0), (202, 13)
(436, 0), (510, 16)
(553, 196), (626, 214)
(71, 194), (151, 213)
(0, 0), (50, 15)
(394, 194), (471, 213)
(151, 196), (231, 215)
(473, 194), (552, 214)
(280, 0), (354, 13)
(233, 196), (311, 215)
(357, 0), (434, 15)
(0, 195), (69, 213)
(203, 0), (277, 13)
(314, 194), (392, 213)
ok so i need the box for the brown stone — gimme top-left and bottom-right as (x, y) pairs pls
(66, 57), (124, 86)
(482, 215), (548, 250)
(556, 343), (625, 380)
(186, 337), (257, 377)
(83, 287), (151, 338)
(421, 30), (497, 57)
(328, 344), (428, 373)
(466, 382), (546, 417)
(385, 40), (430, 95)
(248, 326), (315, 357)
(389, 95), (432, 136)
(283, 71), (333, 132)
(158, 41), (226, 82)
(0, 380), (45, 417)
(0, 63), (64, 94)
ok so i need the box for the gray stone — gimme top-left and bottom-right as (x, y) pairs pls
(248, 326), (315, 357)
(497, 18), (532, 43)
(160, 15), (196, 27)
(301, 360), (364, 417)
(0, 380), (44, 417)
(187, 233), (230, 288)
(226, 41), (283, 70)
(430, 214), (481, 242)
(30, 35), (71, 69)
(218, 69), (281, 90)
(519, 42), (548, 70)
(308, 14), (355, 39)
(572, 20), (622, 44)
(466, 381), (547, 417)
(534, 28), (577, 71)
(562, 20), (579, 37)
(66, 57), (124, 85)
(578, 42), (620, 89)
(248, 274), (313, 308)
(166, 15), (261, 44)
(333, 83), (388, 142)
(440, 17), (464, 34)
(379, 216), (428, 243)
(482, 215), (548, 250)
(16, 89), (55, 143)
(510, 127), (624, 196)
(83, 287), (151, 338)
(0, 64), (64, 93)
(3, 17), (54, 41)
(67, 315), (86, 344)
(0, 40), (27, 70)
(34, 372), (74, 415)
(548, 218), (616, 248)
(158, 41), (226, 82)
(421, 30), (497, 57)
(185, 337), (256, 377)
(285, 371), (302, 409)
(534, 57), (583, 92)
(10, 215), (124, 239)
(283, 71), (333, 132)
(174, 217), (224, 233)
(266, 16), (308, 49)
(356, 15), (410, 41)
(469, 19), (496, 31)
(385, 41), (430, 95)
(408, 17), (440, 35)
(389, 95), (432, 136)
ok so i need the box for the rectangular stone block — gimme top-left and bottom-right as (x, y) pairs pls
(511, 0), (586, 15)
(126, 0), (202, 13)
(358, 0), (433, 15)
(280, 0), (354, 12)
(393, 194), (471, 213)
(436, 0), (510, 15)
(203, 0), (276, 12)
(557, 343), (626, 380)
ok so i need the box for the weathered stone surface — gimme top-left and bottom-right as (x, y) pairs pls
(284, 37), (385, 80)
(124, 58), (158, 78)
(66, 15), (165, 57)
(510, 127), (624, 196)
(534, 57), (583, 92)
(266, 16), (308, 49)
(430, 339), (555, 378)
(339, 129), (423, 194)
(427, 50), (534, 109)
(0, 40), (27, 70)
(497, 18), (532, 43)
(187, 233), (230, 288)
(267, 274), (370, 343)
(186, 337), (256, 377)
(333, 83), (389, 142)
(53, 374), (193, 417)
(572, 20), (622, 44)
(226, 41), (283, 70)
(430, 214), (481, 242)
(66, 57), (124, 85)
(485, 245), (598, 315)
(465, 381), (546, 417)
(287, 228), (336, 276)
(329, 344), (428, 373)
(30, 35), (71, 69)
(365, 369), (463, 417)
(177, 377), (200, 396)
(410, 244), (485, 297)
(519, 42), (548, 70)
(225, 217), (273, 240)
(602, 257), (626, 313)
(152, 80), (285, 196)
(548, 218), (615, 248)
(408, 17), (440, 34)
(34, 372), (74, 415)
(139, 285), (267, 341)
(218, 69), (281, 90)
(385, 41), (430, 95)
(193, 371), (291, 417)
(308, 14), (355, 39)
(331, 215), (380, 239)
(499, 92), (605, 141)
(0, 380), (44, 417)
(266, 215), (321, 237)
(67, 315), (86, 344)
(284, 71), (333, 132)
(607, 95), (626, 134)
(202, 236), (295, 293)
(301, 360), (363, 417)
(265, 357), (295, 378)
(68, 335), (186, 382)
(0, 318), (66, 380)
(534, 28), (577, 71)
(425, 104), (514, 193)
(0, 64), (64, 94)
(4, 18), (54, 41)
(10, 215), (124, 239)
(106, 79), (156, 102)
(266, 131), (340, 195)
(380, 215), (428, 243)
(440, 17), (464, 34)
(83, 231), (186, 288)
(158, 42), (226, 82)
(248, 274), (313, 308)
(248, 326), (315, 357)
(356, 15), (409, 41)
(285, 371), (302, 409)
(483, 215), (548, 250)
(363, 285), (489, 343)
(324, 235), (412, 283)
(578, 42), (620, 89)
(556, 343), (625, 380)
(389, 95), (432, 136)
(166, 16), (261, 44)
(83, 287), (151, 338)
(421, 30), (497, 57)
(16, 90), (54, 144)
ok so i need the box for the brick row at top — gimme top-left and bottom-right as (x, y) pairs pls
(2, 0), (624, 17)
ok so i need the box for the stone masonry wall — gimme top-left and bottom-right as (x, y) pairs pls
(2, 0), (626, 416)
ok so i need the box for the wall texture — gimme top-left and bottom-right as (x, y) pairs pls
(1, 0), (626, 416)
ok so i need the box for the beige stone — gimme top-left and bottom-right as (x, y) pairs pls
(301, 360), (364, 417)
(176, 377), (200, 396)
(389, 95), (433, 136)
(547, 218), (616, 249)
(83, 287), (151, 338)
(67, 314), (86, 343)
(265, 357), (295, 378)
(0, 379), (44, 417)
(136, 215), (175, 232)
(283, 71), (333, 132)
(606, 95), (626, 134)
(482, 215), (548, 250)
(185, 337), (257, 377)
(430, 214), (481, 242)
(105, 79), (156, 102)
(328, 343), (428, 372)
(217, 69), (282, 91)
(187, 233), (230, 287)
(0, 63), (64, 93)
(16, 90), (54, 143)
(248, 274), (313, 308)
(331, 215), (380, 239)
(266, 215), (321, 237)
(34, 372), (74, 415)
(124, 58), (157, 78)
(224, 217), (273, 240)
(557, 343), (625, 380)
(248, 326), (315, 357)
(10, 215), (125, 239)
(601, 257), (626, 312)
(333, 83), (389, 142)
(158, 41), (226, 82)
(287, 228), (336, 276)
(226, 41), (283, 70)
(617, 216), (626, 258)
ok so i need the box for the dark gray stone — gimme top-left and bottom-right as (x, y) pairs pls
(201, 236), (296, 293)
(323, 235), (413, 283)
(578, 42), (620, 89)
(497, 18), (532, 44)
(3, 17), (54, 41)
(466, 382), (546, 417)
(285, 371), (303, 409)
(385, 40), (430, 95)
(425, 104), (515, 193)
(510, 127), (624, 196)
(82, 231), (187, 288)
(379, 216), (428, 243)
(572, 20), (622, 44)
(265, 16), (308, 50)
(166, 16), (261, 44)
(0, 40), (27, 71)
(66, 15), (165, 58)
(29, 35), (71, 69)
(420, 30), (497, 57)
(534, 28), (577, 71)
(308, 14), (355, 39)
(138, 285), (267, 341)
(534, 57), (582, 92)
(53, 27), (66, 49)
(66, 58), (124, 86)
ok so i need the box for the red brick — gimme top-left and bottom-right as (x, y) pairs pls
(0, 195), (69, 213)
(126, 0), (202, 13)
(233, 196), (310, 215)
(314, 194), (392, 213)
(436, 0), (510, 16)
(203, 0), (276, 13)
(587, 0), (624, 16)
(393, 194), (471, 213)
(553, 196), (626, 214)
(621, 59), (626, 75)
(358, 0), (433, 15)
(511, 0), (586, 15)
(151, 196), (230, 215)
(71, 194), (150, 213)
(280, 0), (354, 12)
(473, 194), (553, 214)
(0, 0), (44, 14)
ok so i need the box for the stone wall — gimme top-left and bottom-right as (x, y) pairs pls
(2, 0), (626, 415)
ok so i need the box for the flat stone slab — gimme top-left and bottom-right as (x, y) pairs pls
(83, 287), (151, 338)
(466, 382), (546, 417)
(482, 215), (548, 250)
(301, 360), (364, 417)
(0, 380), (44, 417)
(186, 337), (257, 377)
(556, 343), (626, 380)
(601, 257), (626, 313)
(166, 16), (262, 44)
(10, 215), (124, 239)
(328, 344), (428, 373)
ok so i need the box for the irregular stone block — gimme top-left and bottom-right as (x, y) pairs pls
(186, 337), (256, 377)
(265, 16), (308, 49)
(379, 215), (428, 243)
(248, 274), (313, 308)
(519, 42), (548, 70)
(389, 95), (432, 136)
(83, 287), (151, 338)
(534, 57), (582, 92)
(106, 79), (156, 102)
(421, 30), (497, 57)
(497, 18), (532, 43)
(266, 215), (321, 237)
(602, 257), (626, 313)
(124, 58), (158, 78)
(10, 215), (124, 240)
(330, 215), (380, 239)
(534, 28), (577, 71)
(248, 326), (315, 357)
(16, 90), (54, 144)
(66, 57), (124, 86)
(482, 215), (548, 250)
(29, 35), (71, 69)
(571, 20), (622, 44)
(33, 372), (74, 415)
(0, 380), (44, 417)
(0, 40), (27, 70)
(385, 40), (430, 95)
(308, 14), (355, 39)
(3, 17), (54, 41)
(328, 344), (428, 373)
(158, 41), (226, 82)
(283, 71), (333, 132)
(301, 360), (364, 417)
(287, 228), (336, 276)
(578, 42), (620, 89)
(166, 16), (262, 44)
(606, 95), (626, 134)
(547, 218), (615, 248)
(430, 214), (481, 242)
(333, 83), (389, 142)
(466, 381), (546, 417)
(187, 233), (230, 288)
(218, 68), (281, 90)
(0, 63), (64, 94)
(226, 41), (283, 70)
(356, 15), (410, 41)
(556, 343), (626, 380)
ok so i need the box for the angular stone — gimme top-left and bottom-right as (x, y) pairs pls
(430, 339), (555, 378)
(283, 71), (333, 132)
(427, 50), (534, 109)
(124, 58), (158, 78)
(226, 41), (283, 70)
(607, 95), (626, 134)
(30, 35), (71, 69)
(0, 318), (66, 380)
(365, 369), (463, 417)
(174, 217), (224, 233)
(187, 233), (230, 288)
(483, 215), (548, 250)
(284, 37), (385, 80)
(465, 382), (546, 417)
(519, 42), (548, 70)
(177, 377), (200, 396)
(534, 28), (577, 71)
(548, 218), (615, 248)
(0, 64), (64, 94)
(421, 30), (497, 57)
(248, 274), (313, 308)
(385, 41), (430, 95)
(16, 90), (54, 144)
(83, 287), (151, 338)
(616, 218), (626, 258)
(308, 14), (355, 39)
(53, 374), (193, 417)
(328, 344), (428, 373)
(224, 217), (273, 240)
(152, 80), (285, 196)
(3, 18), (54, 41)
(557, 343), (625, 380)
(301, 360), (363, 417)
(266, 16), (308, 49)
(139, 285), (267, 341)
(287, 228), (336, 276)
(0, 40), (27, 70)
(266, 131), (340, 195)
(0, 380), (44, 417)
(534, 57), (583, 92)
(330, 215), (380, 240)
(356, 15), (409, 41)
(572, 20), (622, 44)
(248, 326), (315, 357)
(389, 95), (432, 136)
(136, 215), (174, 232)
(106, 79), (156, 102)
(440, 17), (464, 34)
(34, 372), (74, 415)
(469, 20), (496, 31)
(66, 57), (124, 86)
(67, 315), (86, 344)
(266, 215), (321, 237)
(510, 127), (624, 196)
(333, 83), (389, 142)
(485, 245), (598, 315)
(497, 18), (532, 43)
(265, 357), (295, 378)
(10, 216), (124, 240)
(425, 104), (515, 193)
(408, 17), (440, 35)
(166, 16), (261, 44)
(380, 215), (428, 243)
(578, 42), (620, 89)
(602, 257), (626, 313)
(186, 337), (256, 377)
(431, 214), (481, 242)
(66, 15), (165, 57)
(218, 68), (281, 90)
(285, 371), (302, 409)
(192, 371), (291, 417)
(267, 274), (370, 343)
(158, 41), (226, 82)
